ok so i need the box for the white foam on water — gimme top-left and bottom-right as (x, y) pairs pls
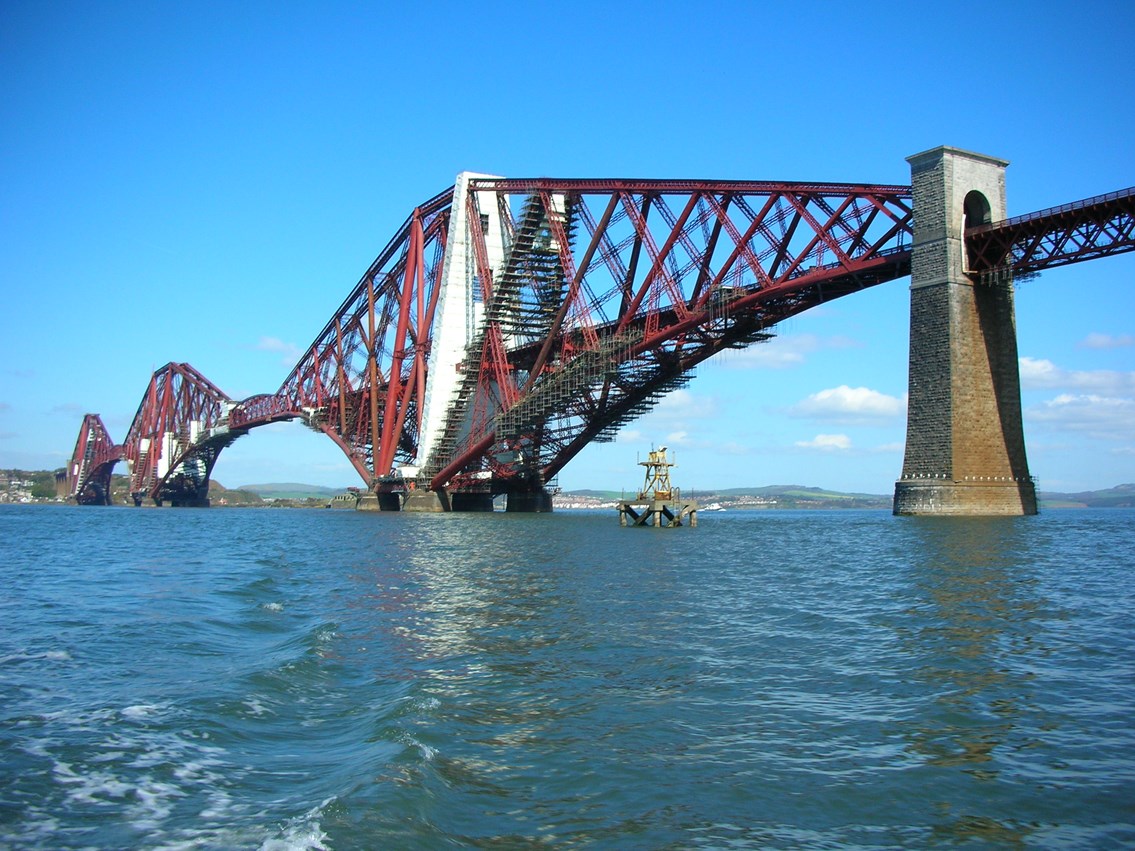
(244, 696), (273, 716)
(121, 703), (164, 721)
(21, 701), (247, 846)
(1, 648), (73, 664)
(198, 786), (237, 820)
(259, 798), (335, 851)
(393, 729), (437, 761)
(262, 601), (285, 612)
(128, 777), (183, 831)
(53, 759), (134, 803)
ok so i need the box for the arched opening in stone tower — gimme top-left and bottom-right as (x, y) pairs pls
(963, 190), (993, 272)
(963, 190), (992, 229)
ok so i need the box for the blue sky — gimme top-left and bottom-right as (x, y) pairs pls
(2, 1), (1132, 495)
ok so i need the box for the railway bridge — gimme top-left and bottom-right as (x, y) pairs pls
(67, 146), (1135, 515)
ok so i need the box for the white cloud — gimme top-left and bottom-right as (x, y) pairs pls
(611, 388), (722, 452)
(872, 442), (905, 453)
(615, 429), (644, 445)
(1079, 333), (1134, 349)
(1026, 394), (1135, 442)
(653, 388), (716, 419)
(1019, 357), (1135, 394)
(789, 385), (905, 421)
(795, 433), (851, 451)
(256, 336), (303, 366)
(718, 333), (863, 369)
(719, 441), (757, 456)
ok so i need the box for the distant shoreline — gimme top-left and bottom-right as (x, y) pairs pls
(5, 469), (1133, 510)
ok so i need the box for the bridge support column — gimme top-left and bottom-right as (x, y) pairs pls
(451, 491), (495, 512)
(356, 492), (382, 511)
(894, 146), (1037, 516)
(506, 488), (554, 513)
(403, 489), (451, 512)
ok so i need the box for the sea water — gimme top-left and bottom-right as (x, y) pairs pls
(1, 504), (1133, 848)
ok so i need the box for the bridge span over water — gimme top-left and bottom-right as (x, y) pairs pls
(67, 147), (1135, 515)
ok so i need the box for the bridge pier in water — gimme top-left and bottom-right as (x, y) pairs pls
(360, 487), (495, 512)
(894, 146), (1037, 516)
(357, 482), (552, 513)
(505, 487), (554, 513)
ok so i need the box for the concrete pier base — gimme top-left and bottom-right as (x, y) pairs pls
(894, 479), (1037, 516)
(403, 489), (450, 512)
(506, 489), (554, 513)
(452, 492), (495, 512)
(356, 492), (383, 511)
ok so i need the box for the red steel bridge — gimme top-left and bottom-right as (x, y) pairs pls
(67, 159), (1135, 509)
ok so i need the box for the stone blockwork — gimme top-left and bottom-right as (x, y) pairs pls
(894, 147), (1037, 516)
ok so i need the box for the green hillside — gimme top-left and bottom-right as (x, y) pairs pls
(236, 482), (347, 499)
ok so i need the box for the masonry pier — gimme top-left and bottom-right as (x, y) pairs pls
(893, 147), (1037, 516)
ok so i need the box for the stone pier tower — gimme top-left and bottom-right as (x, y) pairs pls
(893, 146), (1038, 515)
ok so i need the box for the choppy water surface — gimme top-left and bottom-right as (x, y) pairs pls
(1, 505), (1133, 849)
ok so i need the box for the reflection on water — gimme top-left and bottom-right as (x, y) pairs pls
(899, 518), (1046, 845)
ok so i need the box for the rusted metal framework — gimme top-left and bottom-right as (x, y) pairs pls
(425, 179), (914, 493)
(967, 186), (1135, 276)
(67, 414), (122, 505)
(122, 362), (240, 506)
(269, 186), (455, 484)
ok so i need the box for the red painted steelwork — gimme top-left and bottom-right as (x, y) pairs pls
(425, 180), (915, 492)
(122, 362), (237, 505)
(67, 414), (123, 505)
(272, 187), (454, 486)
(966, 187), (1135, 275)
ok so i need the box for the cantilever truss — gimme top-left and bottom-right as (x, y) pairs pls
(122, 362), (238, 505)
(270, 186), (456, 484)
(426, 179), (915, 492)
(67, 414), (122, 505)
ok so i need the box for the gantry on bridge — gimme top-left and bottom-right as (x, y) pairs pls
(67, 147), (1135, 515)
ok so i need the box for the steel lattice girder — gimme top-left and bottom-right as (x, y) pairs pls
(268, 186), (456, 484)
(426, 179), (915, 491)
(68, 413), (122, 504)
(122, 362), (236, 503)
(965, 187), (1135, 275)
